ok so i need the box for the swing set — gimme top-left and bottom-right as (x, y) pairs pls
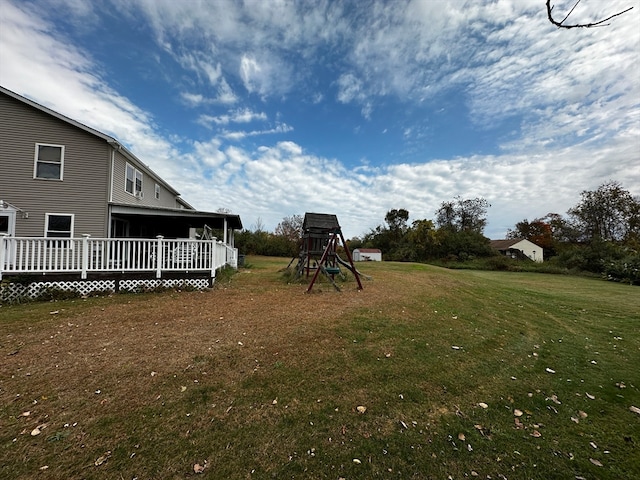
(293, 213), (365, 293)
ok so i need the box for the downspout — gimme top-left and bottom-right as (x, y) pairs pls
(107, 144), (116, 237)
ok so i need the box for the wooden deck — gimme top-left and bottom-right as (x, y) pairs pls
(0, 235), (237, 281)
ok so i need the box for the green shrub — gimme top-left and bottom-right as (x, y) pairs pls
(603, 253), (640, 285)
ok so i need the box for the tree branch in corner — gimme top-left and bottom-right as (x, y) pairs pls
(546, 0), (633, 29)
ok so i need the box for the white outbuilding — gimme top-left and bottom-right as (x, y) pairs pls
(490, 239), (544, 262)
(353, 248), (382, 261)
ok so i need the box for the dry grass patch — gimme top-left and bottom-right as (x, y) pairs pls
(1, 256), (638, 479)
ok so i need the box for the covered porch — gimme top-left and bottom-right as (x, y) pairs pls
(108, 204), (242, 245)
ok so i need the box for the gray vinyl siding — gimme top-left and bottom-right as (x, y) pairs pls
(111, 151), (185, 209)
(0, 93), (110, 237)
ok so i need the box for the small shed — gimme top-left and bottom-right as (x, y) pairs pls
(490, 239), (543, 262)
(353, 248), (382, 262)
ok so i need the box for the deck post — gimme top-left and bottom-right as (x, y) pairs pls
(0, 233), (7, 281)
(81, 234), (91, 279)
(210, 239), (216, 280)
(156, 235), (164, 279)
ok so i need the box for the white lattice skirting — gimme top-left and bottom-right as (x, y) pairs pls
(1, 278), (212, 303)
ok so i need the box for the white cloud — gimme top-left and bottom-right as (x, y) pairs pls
(336, 73), (365, 104)
(221, 122), (293, 141)
(200, 108), (267, 126)
(239, 55), (262, 93)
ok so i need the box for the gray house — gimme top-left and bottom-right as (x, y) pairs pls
(1, 86), (243, 298)
(0, 85), (241, 242)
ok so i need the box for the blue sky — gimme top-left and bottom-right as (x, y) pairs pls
(1, 0), (639, 239)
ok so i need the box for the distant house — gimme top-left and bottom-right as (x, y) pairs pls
(490, 239), (543, 263)
(353, 248), (382, 261)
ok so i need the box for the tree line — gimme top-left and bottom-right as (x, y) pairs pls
(234, 181), (639, 284)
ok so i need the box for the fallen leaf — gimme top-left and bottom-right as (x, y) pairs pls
(181, 386), (187, 392)
(586, 392), (595, 400)
(478, 402), (488, 409)
(451, 345), (462, 350)
(94, 451), (111, 466)
(353, 458), (362, 464)
(629, 406), (640, 415)
(530, 430), (542, 438)
(571, 416), (579, 424)
(590, 441), (598, 449)
(590, 458), (603, 467)
(514, 409), (523, 417)
(20, 411), (30, 417)
(272, 398), (278, 405)
(514, 417), (524, 429)
(545, 368), (556, 374)
(194, 463), (205, 474)
(50, 310), (59, 315)
(615, 382), (626, 389)
(579, 410), (588, 418)
(356, 405), (367, 414)
(39, 466), (49, 471)
(458, 432), (466, 441)
(549, 394), (562, 405)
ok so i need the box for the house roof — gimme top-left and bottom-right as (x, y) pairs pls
(490, 238), (541, 250)
(0, 85), (181, 197)
(355, 248), (381, 253)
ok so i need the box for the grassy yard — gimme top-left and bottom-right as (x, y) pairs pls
(1, 257), (638, 479)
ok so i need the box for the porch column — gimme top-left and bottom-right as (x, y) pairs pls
(223, 218), (228, 245)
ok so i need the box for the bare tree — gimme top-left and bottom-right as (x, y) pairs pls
(546, 0), (633, 29)
(252, 217), (265, 233)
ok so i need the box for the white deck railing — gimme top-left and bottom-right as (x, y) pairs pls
(0, 235), (238, 280)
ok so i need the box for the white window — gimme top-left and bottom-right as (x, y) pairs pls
(34, 143), (64, 180)
(155, 183), (160, 199)
(45, 213), (74, 238)
(125, 163), (143, 196)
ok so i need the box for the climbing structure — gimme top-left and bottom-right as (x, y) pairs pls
(295, 213), (363, 292)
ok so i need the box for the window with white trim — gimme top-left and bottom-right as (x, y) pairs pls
(45, 213), (74, 238)
(34, 143), (64, 180)
(125, 163), (143, 196)
(155, 183), (160, 199)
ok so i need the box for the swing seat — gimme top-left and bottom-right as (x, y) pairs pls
(325, 266), (341, 275)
